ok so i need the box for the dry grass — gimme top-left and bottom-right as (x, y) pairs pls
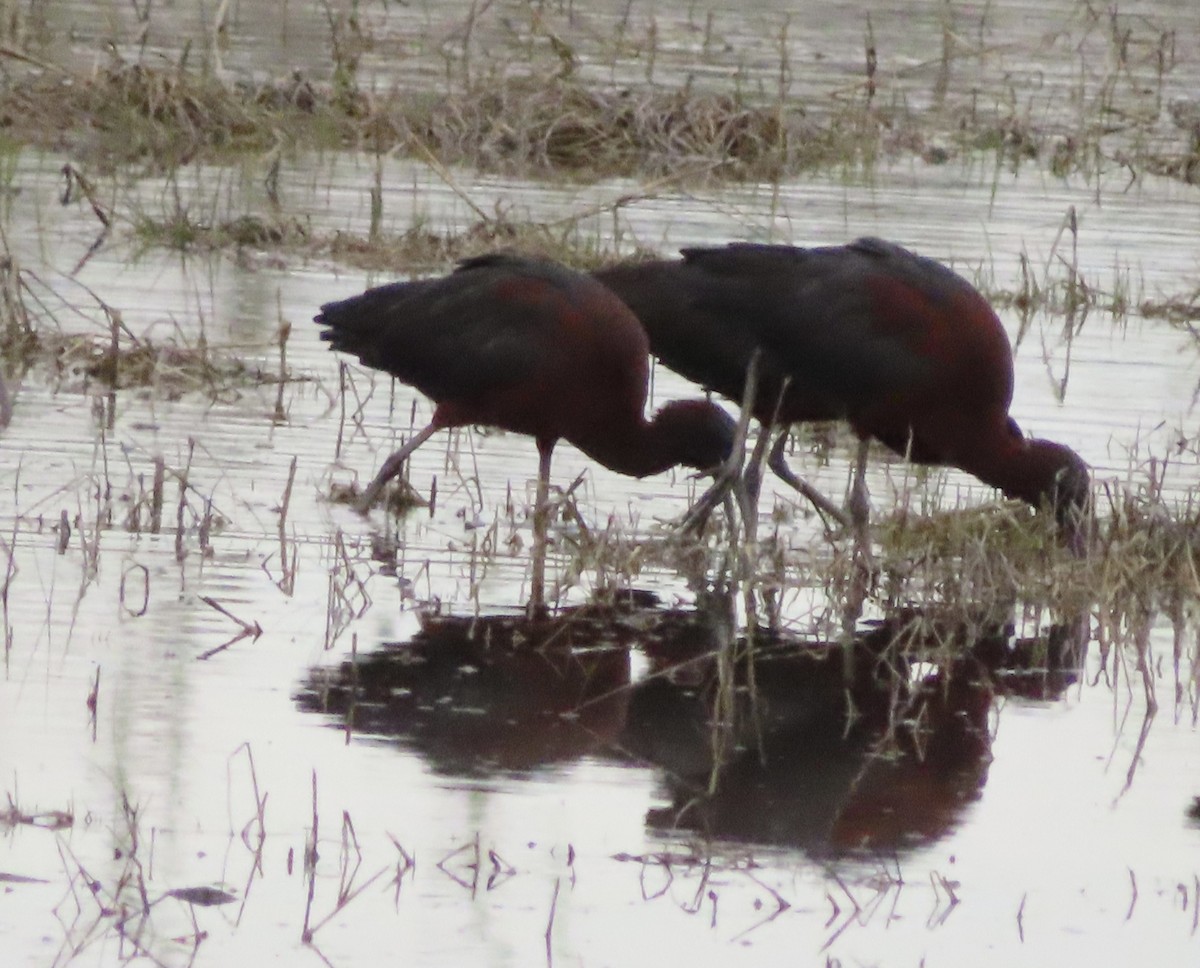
(0, 229), (305, 398)
(549, 453), (1200, 667)
(40, 330), (277, 395)
(0, 2), (1195, 191)
(395, 79), (870, 182)
(0, 55), (869, 181)
(0, 8), (1195, 964)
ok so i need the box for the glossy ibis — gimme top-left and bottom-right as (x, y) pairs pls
(315, 253), (737, 613)
(594, 237), (1091, 550)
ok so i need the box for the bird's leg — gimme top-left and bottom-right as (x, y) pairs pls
(742, 365), (787, 526)
(846, 436), (876, 581)
(681, 350), (761, 534)
(838, 437), (875, 684)
(750, 374), (847, 534)
(732, 420), (775, 644)
(527, 441), (553, 620)
(766, 430), (851, 531)
(356, 423), (439, 513)
(738, 419), (773, 541)
(680, 464), (737, 534)
(847, 437), (872, 541)
(742, 426), (767, 509)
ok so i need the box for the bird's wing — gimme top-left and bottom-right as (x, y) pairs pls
(675, 243), (936, 407)
(316, 260), (565, 405)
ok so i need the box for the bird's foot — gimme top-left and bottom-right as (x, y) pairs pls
(680, 458), (746, 535)
(354, 426), (438, 515)
(354, 485), (382, 515)
(769, 463), (851, 535)
(355, 477), (430, 516)
(679, 479), (727, 534)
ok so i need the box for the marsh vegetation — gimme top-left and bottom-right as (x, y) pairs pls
(0, 1), (1197, 966)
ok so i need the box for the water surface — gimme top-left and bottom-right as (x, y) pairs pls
(2, 2), (1199, 967)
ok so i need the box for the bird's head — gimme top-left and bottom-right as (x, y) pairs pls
(1032, 440), (1092, 555)
(653, 399), (738, 473)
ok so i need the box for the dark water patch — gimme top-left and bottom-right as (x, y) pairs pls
(297, 598), (1088, 856)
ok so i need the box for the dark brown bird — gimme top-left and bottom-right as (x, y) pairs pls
(315, 253), (737, 613)
(594, 237), (1091, 549)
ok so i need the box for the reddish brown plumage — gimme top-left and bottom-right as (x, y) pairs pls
(595, 237), (1090, 543)
(315, 253), (736, 612)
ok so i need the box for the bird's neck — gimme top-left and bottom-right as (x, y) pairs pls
(959, 432), (1068, 511)
(569, 402), (726, 479)
(570, 421), (690, 479)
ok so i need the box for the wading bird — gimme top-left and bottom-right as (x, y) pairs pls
(315, 253), (737, 614)
(594, 237), (1091, 551)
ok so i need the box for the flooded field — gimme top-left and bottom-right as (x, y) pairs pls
(1, 1), (1199, 966)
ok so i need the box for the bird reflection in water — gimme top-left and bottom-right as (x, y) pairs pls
(295, 595), (1086, 854)
(295, 598), (648, 775)
(628, 605), (1086, 853)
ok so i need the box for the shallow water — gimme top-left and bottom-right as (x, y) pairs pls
(2, 2), (1200, 967)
